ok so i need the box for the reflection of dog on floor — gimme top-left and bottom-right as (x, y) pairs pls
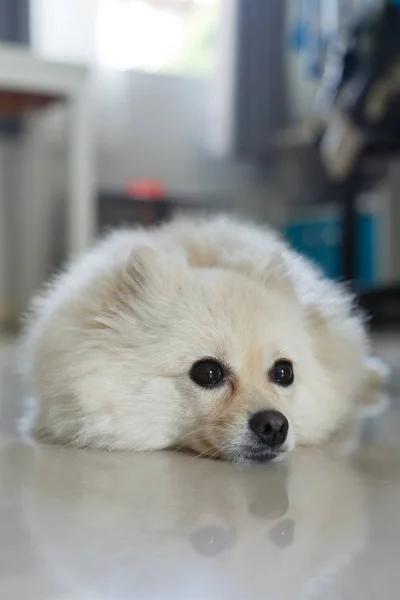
(23, 446), (367, 600)
(22, 217), (388, 462)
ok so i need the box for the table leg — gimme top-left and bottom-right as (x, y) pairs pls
(67, 87), (95, 257)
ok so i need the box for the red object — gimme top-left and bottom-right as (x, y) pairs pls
(125, 179), (166, 200)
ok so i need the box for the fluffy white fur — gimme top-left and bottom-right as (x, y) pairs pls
(21, 216), (386, 462)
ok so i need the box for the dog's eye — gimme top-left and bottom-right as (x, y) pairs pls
(269, 360), (294, 387)
(190, 359), (224, 388)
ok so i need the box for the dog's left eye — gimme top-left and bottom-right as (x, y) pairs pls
(190, 359), (225, 388)
(269, 360), (294, 387)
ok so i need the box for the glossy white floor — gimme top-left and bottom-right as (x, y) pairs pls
(1, 335), (400, 600)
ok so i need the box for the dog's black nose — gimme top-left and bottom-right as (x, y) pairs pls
(248, 410), (289, 447)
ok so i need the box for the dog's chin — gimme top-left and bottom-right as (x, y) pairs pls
(185, 439), (290, 464)
(226, 446), (289, 465)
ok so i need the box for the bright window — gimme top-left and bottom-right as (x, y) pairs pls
(96, 0), (219, 75)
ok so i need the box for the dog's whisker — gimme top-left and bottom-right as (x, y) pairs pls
(188, 437), (235, 463)
(176, 418), (228, 442)
(178, 426), (214, 444)
(189, 447), (219, 463)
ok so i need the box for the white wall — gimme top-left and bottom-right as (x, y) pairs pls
(92, 69), (271, 201)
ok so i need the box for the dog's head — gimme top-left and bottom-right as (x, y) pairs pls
(87, 245), (365, 462)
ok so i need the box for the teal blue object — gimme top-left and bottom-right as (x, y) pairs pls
(283, 214), (377, 286)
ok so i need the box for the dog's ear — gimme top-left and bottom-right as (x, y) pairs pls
(124, 245), (186, 296)
(125, 245), (162, 289)
(92, 245), (185, 331)
(261, 252), (296, 297)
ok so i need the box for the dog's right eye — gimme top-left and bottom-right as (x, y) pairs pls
(190, 359), (225, 388)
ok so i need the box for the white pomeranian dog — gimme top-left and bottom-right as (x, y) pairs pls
(21, 217), (386, 463)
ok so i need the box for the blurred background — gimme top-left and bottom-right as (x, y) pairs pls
(1, 0), (400, 330)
